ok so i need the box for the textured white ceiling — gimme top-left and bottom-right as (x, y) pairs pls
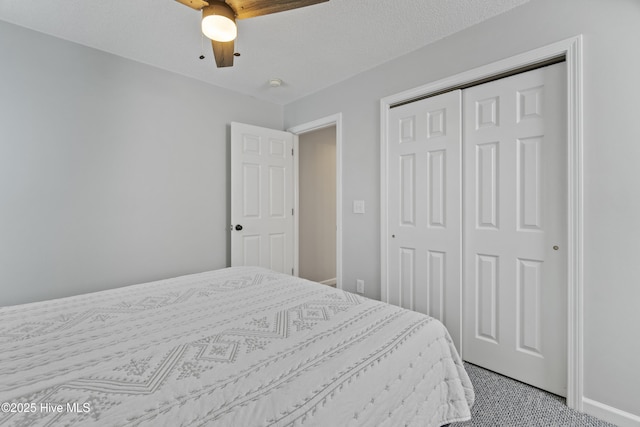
(0, 0), (529, 105)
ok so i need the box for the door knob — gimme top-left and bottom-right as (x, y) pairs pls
(235, 224), (243, 231)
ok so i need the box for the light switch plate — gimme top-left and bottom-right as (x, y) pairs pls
(353, 200), (365, 214)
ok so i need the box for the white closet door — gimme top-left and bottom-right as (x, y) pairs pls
(463, 63), (567, 396)
(231, 122), (294, 275)
(386, 90), (462, 350)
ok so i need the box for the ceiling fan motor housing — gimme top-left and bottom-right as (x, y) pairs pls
(202, 1), (237, 42)
(175, 0), (330, 68)
(203, 1), (236, 21)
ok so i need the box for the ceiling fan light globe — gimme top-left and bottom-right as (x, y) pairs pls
(202, 15), (237, 42)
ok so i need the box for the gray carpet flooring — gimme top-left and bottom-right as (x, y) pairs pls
(451, 363), (617, 427)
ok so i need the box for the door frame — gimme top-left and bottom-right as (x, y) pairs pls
(380, 36), (584, 410)
(288, 113), (343, 289)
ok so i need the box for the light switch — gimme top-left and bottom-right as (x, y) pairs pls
(353, 200), (365, 214)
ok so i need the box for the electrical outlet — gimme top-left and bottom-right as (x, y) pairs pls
(356, 279), (365, 294)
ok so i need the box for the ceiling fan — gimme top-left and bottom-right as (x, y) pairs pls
(175, 0), (329, 68)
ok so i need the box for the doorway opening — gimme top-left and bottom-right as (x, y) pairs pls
(298, 126), (336, 286)
(289, 113), (343, 289)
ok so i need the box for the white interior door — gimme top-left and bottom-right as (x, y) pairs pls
(386, 90), (462, 350)
(463, 63), (567, 396)
(231, 122), (294, 275)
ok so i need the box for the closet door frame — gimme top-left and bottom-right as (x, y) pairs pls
(380, 35), (583, 410)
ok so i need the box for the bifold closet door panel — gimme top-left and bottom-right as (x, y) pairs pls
(462, 62), (568, 397)
(387, 90), (462, 351)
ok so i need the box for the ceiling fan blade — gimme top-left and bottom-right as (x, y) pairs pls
(175, 0), (209, 11)
(211, 39), (235, 67)
(227, 0), (329, 20)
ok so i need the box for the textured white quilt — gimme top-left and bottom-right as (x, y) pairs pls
(0, 267), (473, 426)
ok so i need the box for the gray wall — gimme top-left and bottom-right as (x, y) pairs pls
(284, 0), (640, 418)
(299, 126), (336, 283)
(0, 21), (282, 306)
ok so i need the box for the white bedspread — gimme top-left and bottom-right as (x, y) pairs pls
(0, 267), (473, 426)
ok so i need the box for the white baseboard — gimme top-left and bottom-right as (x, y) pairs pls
(319, 278), (337, 286)
(583, 397), (640, 427)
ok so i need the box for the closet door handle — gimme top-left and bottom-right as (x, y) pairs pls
(235, 224), (243, 231)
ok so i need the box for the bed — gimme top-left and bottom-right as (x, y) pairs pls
(0, 267), (474, 426)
